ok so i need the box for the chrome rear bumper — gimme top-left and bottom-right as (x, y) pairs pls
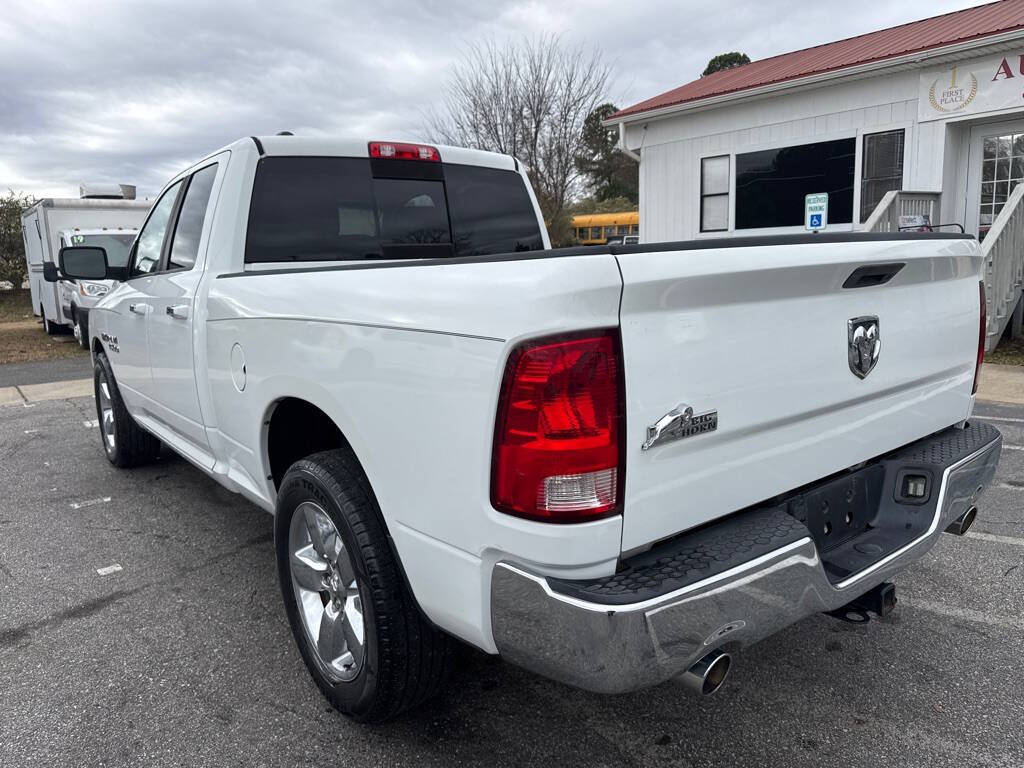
(490, 424), (1001, 694)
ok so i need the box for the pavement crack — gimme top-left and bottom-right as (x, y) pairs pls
(1003, 563), (1021, 577)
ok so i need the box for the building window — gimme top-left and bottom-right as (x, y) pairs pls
(979, 133), (1024, 240)
(860, 130), (905, 222)
(700, 155), (729, 232)
(735, 138), (855, 229)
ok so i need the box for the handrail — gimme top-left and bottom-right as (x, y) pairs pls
(864, 188), (1022, 352)
(863, 191), (942, 233)
(981, 183), (1024, 351)
(862, 190), (898, 232)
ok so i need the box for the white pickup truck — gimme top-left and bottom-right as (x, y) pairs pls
(50, 136), (1002, 723)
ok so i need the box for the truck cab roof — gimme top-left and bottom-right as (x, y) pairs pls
(206, 136), (521, 173)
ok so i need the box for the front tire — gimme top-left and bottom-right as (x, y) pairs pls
(275, 449), (455, 723)
(94, 351), (160, 467)
(73, 310), (89, 350)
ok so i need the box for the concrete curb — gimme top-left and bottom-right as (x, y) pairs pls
(0, 377), (92, 406)
(0, 386), (25, 406)
(977, 363), (1024, 405)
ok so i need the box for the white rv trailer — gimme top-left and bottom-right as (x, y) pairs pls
(21, 195), (150, 333)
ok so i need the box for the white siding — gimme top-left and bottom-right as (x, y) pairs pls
(626, 70), (952, 242)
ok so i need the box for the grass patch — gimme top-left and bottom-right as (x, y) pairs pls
(987, 335), (1024, 367)
(0, 289), (34, 323)
(0, 322), (85, 363)
(0, 290), (88, 364)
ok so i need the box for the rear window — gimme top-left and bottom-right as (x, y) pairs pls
(244, 157), (542, 263)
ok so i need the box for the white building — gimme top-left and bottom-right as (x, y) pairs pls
(606, 0), (1024, 347)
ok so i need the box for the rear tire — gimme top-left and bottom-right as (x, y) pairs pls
(275, 449), (455, 723)
(41, 307), (59, 335)
(94, 351), (160, 468)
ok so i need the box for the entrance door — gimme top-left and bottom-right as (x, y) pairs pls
(966, 119), (1024, 242)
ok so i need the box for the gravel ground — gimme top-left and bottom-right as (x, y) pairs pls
(1, 395), (1022, 767)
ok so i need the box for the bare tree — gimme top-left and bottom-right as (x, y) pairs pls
(428, 36), (611, 244)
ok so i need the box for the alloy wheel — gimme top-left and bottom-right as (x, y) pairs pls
(288, 501), (365, 681)
(97, 373), (116, 454)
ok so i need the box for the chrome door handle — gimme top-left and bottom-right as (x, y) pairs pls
(166, 304), (190, 320)
(128, 303), (150, 315)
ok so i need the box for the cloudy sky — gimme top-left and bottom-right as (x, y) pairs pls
(0, 0), (993, 199)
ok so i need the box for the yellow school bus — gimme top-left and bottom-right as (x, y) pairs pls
(570, 211), (639, 245)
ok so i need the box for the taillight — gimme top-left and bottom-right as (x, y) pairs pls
(368, 141), (441, 162)
(973, 280), (986, 395)
(491, 330), (624, 523)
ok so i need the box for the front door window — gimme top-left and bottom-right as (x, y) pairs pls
(979, 133), (1024, 241)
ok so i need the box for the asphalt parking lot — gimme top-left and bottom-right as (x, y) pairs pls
(1, 384), (1023, 767)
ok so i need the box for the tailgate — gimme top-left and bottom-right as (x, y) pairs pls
(616, 235), (983, 552)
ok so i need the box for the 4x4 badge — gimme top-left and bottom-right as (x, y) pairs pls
(848, 316), (880, 379)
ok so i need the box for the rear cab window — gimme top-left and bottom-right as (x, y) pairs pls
(244, 156), (543, 263)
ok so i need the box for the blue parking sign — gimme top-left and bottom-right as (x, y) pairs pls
(810, 213), (822, 228)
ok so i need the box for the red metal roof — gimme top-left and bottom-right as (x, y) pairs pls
(611, 0), (1024, 120)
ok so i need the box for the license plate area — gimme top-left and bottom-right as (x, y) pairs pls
(787, 465), (885, 553)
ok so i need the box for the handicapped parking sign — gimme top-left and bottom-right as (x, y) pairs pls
(805, 193), (828, 231)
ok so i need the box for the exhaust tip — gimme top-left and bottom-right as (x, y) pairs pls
(945, 506), (978, 536)
(680, 649), (732, 696)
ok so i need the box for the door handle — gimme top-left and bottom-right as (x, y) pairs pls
(128, 303), (151, 316)
(166, 304), (190, 320)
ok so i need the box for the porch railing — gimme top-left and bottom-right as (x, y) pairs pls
(864, 188), (1024, 351)
(981, 183), (1024, 351)
(862, 191), (942, 233)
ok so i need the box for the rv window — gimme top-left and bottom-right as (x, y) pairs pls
(74, 234), (136, 268)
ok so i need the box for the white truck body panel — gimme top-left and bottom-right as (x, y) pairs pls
(22, 209), (44, 311)
(83, 136), (991, 661)
(616, 238), (982, 550)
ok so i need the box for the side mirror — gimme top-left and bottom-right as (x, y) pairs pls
(42, 261), (59, 282)
(58, 246), (109, 281)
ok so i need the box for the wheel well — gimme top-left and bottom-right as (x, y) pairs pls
(266, 398), (345, 489)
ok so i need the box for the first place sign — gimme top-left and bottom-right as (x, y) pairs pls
(805, 193), (828, 231)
